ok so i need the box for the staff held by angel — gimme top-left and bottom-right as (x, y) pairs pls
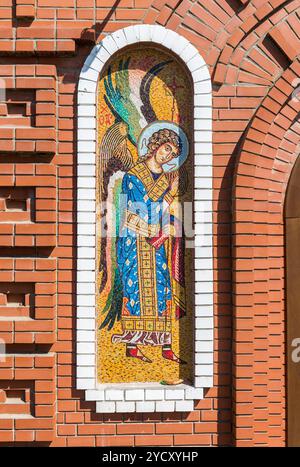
(99, 56), (189, 364)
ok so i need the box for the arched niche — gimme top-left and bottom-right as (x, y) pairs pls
(97, 45), (195, 385)
(76, 25), (213, 413)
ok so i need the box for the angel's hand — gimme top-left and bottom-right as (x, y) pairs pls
(170, 177), (179, 196)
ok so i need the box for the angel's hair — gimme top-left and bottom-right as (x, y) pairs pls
(144, 128), (182, 159)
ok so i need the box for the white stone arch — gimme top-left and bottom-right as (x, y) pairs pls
(76, 25), (213, 413)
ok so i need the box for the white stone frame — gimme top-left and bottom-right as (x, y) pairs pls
(77, 25), (213, 413)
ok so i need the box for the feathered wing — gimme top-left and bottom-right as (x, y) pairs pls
(99, 171), (124, 331)
(98, 122), (133, 298)
(166, 166), (189, 196)
(104, 59), (142, 144)
(100, 266), (123, 331)
(140, 60), (173, 123)
(98, 121), (132, 199)
(104, 58), (173, 142)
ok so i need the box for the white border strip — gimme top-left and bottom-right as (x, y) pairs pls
(77, 25), (213, 413)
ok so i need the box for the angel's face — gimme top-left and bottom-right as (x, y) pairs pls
(155, 143), (179, 165)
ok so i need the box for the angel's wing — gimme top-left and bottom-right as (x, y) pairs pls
(166, 166), (189, 197)
(104, 58), (173, 144)
(98, 121), (133, 199)
(98, 122), (133, 296)
(98, 172), (124, 330)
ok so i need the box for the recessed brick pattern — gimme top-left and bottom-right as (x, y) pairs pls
(0, 0), (297, 448)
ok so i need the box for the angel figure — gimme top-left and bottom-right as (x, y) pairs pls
(98, 57), (189, 364)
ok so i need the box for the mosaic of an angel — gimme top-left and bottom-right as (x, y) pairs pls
(98, 55), (189, 365)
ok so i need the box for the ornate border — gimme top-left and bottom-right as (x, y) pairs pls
(77, 25), (213, 413)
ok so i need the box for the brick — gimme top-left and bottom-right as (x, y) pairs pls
(135, 435), (173, 446)
(155, 423), (193, 434)
(117, 423), (154, 435)
(78, 425), (116, 435)
(67, 437), (95, 447)
(96, 435), (134, 447)
(0, 431), (14, 442)
(174, 434), (212, 445)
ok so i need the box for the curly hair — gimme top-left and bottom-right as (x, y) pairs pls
(145, 128), (182, 158)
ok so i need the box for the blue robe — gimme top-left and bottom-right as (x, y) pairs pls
(115, 162), (174, 341)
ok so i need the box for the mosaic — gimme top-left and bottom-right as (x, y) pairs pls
(97, 46), (194, 384)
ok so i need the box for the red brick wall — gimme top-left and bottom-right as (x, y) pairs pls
(0, 0), (297, 446)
